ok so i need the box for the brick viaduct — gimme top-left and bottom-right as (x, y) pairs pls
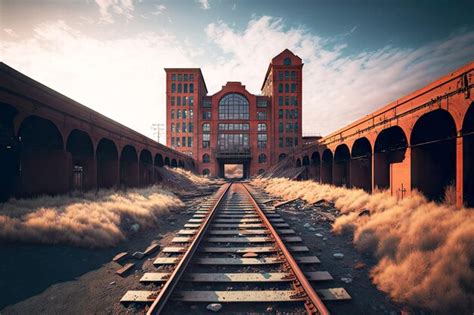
(294, 62), (474, 208)
(0, 63), (195, 202)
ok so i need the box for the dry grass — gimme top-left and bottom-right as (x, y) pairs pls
(165, 167), (216, 185)
(254, 178), (474, 313)
(0, 186), (183, 248)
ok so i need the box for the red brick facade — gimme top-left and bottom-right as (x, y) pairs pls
(165, 49), (303, 177)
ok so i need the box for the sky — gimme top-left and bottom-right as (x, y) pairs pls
(1, 0), (474, 143)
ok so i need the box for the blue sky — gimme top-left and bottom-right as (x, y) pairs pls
(1, 0), (473, 141)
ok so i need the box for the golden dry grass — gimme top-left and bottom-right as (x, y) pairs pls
(254, 178), (474, 313)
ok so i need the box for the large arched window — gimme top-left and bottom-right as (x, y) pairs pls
(284, 57), (292, 65)
(202, 154), (210, 163)
(219, 94), (249, 120)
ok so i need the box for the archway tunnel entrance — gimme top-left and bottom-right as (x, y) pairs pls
(321, 149), (333, 184)
(154, 153), (164, 183)
(18, 115), (67, 196)
(66, 129), (95, 191)
(217, 158), (250, 179)
(411, 110), (456, 202)
(96, 138), (118, 189)
(120, 145), (139, 188)
(334, 144), (350, 187)
(0, 103), (19, 202)
(463, 103), (474, 207)
(351, 138), (372, 192)
(311, 151), (321, 182)
(139, 149), (153, 187)
(374, 126), (408, 191)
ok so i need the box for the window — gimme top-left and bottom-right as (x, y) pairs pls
(189, 122), (193, 132)
(183, 84), (188, 93)
(278, 84), (283, 93)
(295, 137), (298, 146)
(177, 110), (181, 119)
(171, 96), (175, 106)
(257, 98), (268, 108)
(285, 71), (289, 80)
(278, 96), (283, 106)
(178, 84), (182, 93)
(285, 84), (289, 93)
(279, 122), (284, 133)
(283, 57), (291, 65)
(202, 154), (210, 163)
(257, 134), (267, 148)
(189, 96), (194, 106)
(202, 123), (210, 132)
(202, 111), (211, 119)
(184, 74), (188, 81)
(218, 93), (249, 120)
(182, 97), (187, 106)
(177, 96), (181, 106)
(178, 74), (182, 81)
(291, 83), (296, 93)
(218, 123), (249, 131)
(294, 109), (299, 118)
(189, 110), (194, 119)
(171, 83), (176, 93)
(188, 137), (193, 147)
(176, 137), (181, 147)
(291, 96), (297, 106)
(182, 136), (186, 146)
(203, 99), (212, 107)
(172, 74), (176, 81)
(202, 134), (210, 148)
(171, 110), (175, 119)
(189, 83), (194, 93)
(176, 123), (180, 132)
(294, 122), (299, 133)
(285, 110), (290, 119)
(171, 123), (175, 132)
(279, 137), (284, 148)
(218, 133), (249, 151)
(183, 110), (187, 119)
(182, 123), (186, 132)
(286, 137), (293, 147)
(258, 154), (267, 163)
(286, 122), (293, 132)
(189, 74), (194, 81)
(171, 137), (175, 146)
(278, 109), (283, 119)
(291, 71), (296, 80)
(278, 71), (283, 80)
(257, 112), (267, 120)
(285, 96), (289, 106)
(257, 123), (267, 132)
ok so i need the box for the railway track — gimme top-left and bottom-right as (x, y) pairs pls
(120, 182), (350, 314)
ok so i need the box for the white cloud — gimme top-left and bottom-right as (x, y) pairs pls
(3, 28), (18, 38)
(204, 17), (474, 135)
(95, 0), (136, 24)
(197, 0), (210, 10)
(0, 20), (196, 142)
(152, 4), (166, 15)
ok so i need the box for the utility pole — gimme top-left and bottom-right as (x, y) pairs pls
(151, 123), (165, 144)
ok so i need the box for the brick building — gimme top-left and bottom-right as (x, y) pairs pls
(165, 49), (303, 178)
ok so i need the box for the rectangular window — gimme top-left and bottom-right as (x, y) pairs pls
(294, 109), (298, 118)
(257, 111), (267, 120)
(177, 96), (181, 106)
(202, 133), (210, 148)
(202, 111), (211, 119)
(171, 137), (175, 146)
(182, 136), (186, 147)
(188, 137), (193, 147)
(217, 133), (250, 151)
(178, 84), (182, 93)
(285, 96), (289, 106)
(182, 123), (186, 132)
(189, 74), (194, 81)
(203, 99), (212, 107)
(257, 123), (267, 132)
(178, 74), (182, 81)
(172, 74), (176, 81)
(278, 96), (283, 106)
(189, 122), (193, 132)
(176, 122), (180, 131)
(285, 71), (289, 80)
(291, 83), (296, 93)
(189, 83), (194, 93)
(285, 84), (289, 93)
(294, 137), (298, 146)
(279, 137), (284, 148)
(257, 133), (267, 149)
(176, 137), (181, 147)
(278, 71), (283, 80)
(291, 96), (297, 106)
(171, 96), (175, 106)
(189, 96), (194, 106)
(184, 84), (188, 93)
(278, 84), (283, 93)
(286, 110), (290, 119)
(218, 103), (249, 120)
(171, 83), (176, 93)
(279, 122), (284, 133)
(294, 122), (298, 133)
(291, 71), (296, 80)
(184, 74), (188, 81)
(257, 98), (268, 108)
(286, 137), (293, 147)
(278, 109), (283, 119)
(218, 123), (250, 131)
(189, 109), (194, 119)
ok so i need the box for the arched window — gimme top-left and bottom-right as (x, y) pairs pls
(284, 57), (292, 65)
(258, 154), (267, 163)
(203, 123), (210, 132)
(278, 84), (283, 93)
(189, 83), (194, 93)
(257, 123), (267, 132)
(219, 94), (249, 120)
(203, 169), (210, 176)
(202, 154), (210, 163)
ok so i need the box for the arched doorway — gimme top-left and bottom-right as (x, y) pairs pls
(18, 115), (66, 196)
(311, 151), (321, 182)
(351, 137), (372, 192)
(120, 145), (138, 187)
(96, 138), (119, 189)
(321, 149), (333, 184)
(154, 153), (164, 183)
(411, 110), (456, 201)
(374, 126), (408, 191)
(66, 129), (94, 191)
(463, 103), (474, 207)
(334, 144), (350, 187)
(0, 103), (19, 201)
(171, 159), (177, 168)
(164, 156), (170, 166)
(139, 149), (153, 187)
(178, 160), (184, 168)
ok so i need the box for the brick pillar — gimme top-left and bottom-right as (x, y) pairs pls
(456, 136), (464, 207)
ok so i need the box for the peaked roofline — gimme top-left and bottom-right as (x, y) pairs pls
(164, 67), (208, 94)
(260, 49), (302, 91)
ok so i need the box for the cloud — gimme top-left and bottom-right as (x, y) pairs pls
(3, 28), (18, 38)
(204, 16), (474, 135)
(95, 0), (136, 23)
(197, 0), (210, 10)
(152, 4), (166, 15)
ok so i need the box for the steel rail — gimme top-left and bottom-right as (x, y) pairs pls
(241, 183), (330, 315)
(146, 182), (232, 315)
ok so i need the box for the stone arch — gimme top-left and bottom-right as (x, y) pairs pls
(351, 137), (372, 192)
(96, 138), (119, 189)
(164, 156), (170, 166)
(171, 158), (178, 168)
(120, 145), (139, 187)
(0, 103), (19, 201)
(321, 149), (333, 184)
(311, 151), (321, 182)
(139, 149), (153, 187)
(462, 102), (474, 207)
(334, 144), (350, 187)
(66, 129), (95, 191)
